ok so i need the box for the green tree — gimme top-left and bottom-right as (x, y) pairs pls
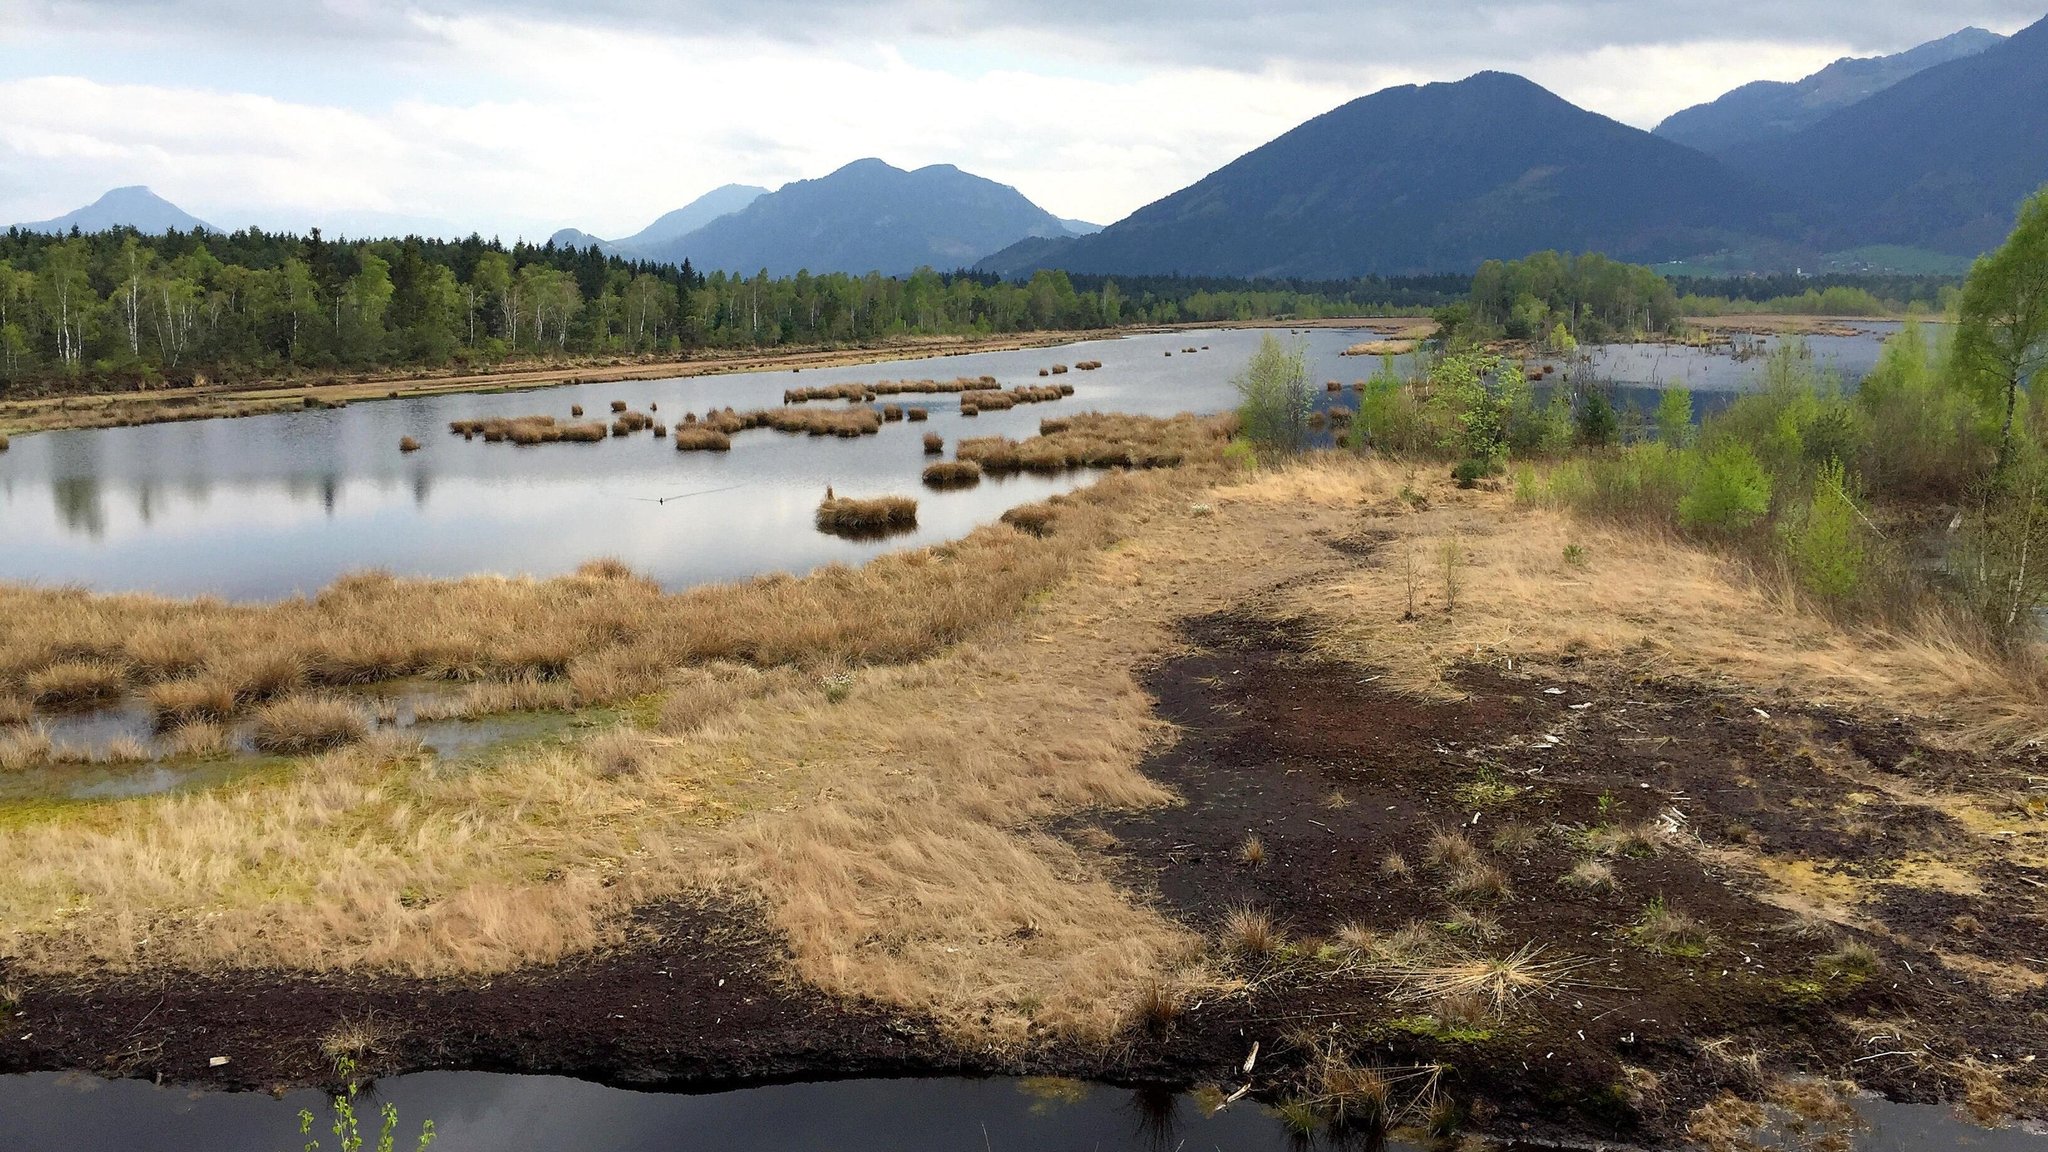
(1232, 333), (1314, 452)
(1655, 387), (1693, 448)
(1787, 458), (1866, 604)
(1680, 442), (1772, 535)
(1955, 187), (2048, 472)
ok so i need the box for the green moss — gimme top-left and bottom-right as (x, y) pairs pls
(1387, 1014), (1496, 1044)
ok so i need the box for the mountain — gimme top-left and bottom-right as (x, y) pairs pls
(1736, 13), (2048, 256)
(1059, 218), (1104, 236)
(1656, 28), (2005, 157)
(979, 72), (1780, 279)
(651, 159), (1076, 276)
(548, 228), (616, 254)
(12, 186), (216, 234)
(612, 184), (767, 253)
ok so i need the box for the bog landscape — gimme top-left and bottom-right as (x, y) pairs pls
(3, 6), (2048, 1151)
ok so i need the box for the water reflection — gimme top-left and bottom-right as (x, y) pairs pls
(0, 325), (1910, 600)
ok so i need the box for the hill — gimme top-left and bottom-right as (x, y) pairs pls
(12, 186), (216, 234)
(979, 72), (1779, 279)
(652, 160), (1075, 276)
(1737, 13), (2048, 255)
(1655, 27), (2005, 157)
(611, 184), (767, 254)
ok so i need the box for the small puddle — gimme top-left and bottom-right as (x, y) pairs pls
(0, 1072), (2039, 1152)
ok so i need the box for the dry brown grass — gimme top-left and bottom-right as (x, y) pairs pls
(24, 661), (129, 708)
(921, 461), (983, 489)
(0, 725), (53, 771)
(923, 432), (944, 455)
(955, 412), (1230, 474)
(815, 495), (918, 535)
(673, 426), (732, 452)
(398, 436), (421, 453)
(249, 696), (369, 755)
(11, 448), (2048, 1058)
(1221, 906), (1280, 956)
(145, 679), (239, 730)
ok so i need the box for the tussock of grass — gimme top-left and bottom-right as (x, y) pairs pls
(1560, 859), (1617, 892)
(923, 432), (944, 455)
(815, 495), (918, 536)
(921, 461), (983, 489)
(24, 661), (128, 708)
(783, 377), (999, 404)
(1630, 897), (1714, 956)
(0, 695), (31, 727)
(584, 728), (651, 779)
(1001, 501), (1060, 538)
(1446, 860), (1511, 902)
(0, 725), (53, 771)
(398, 436), (421, 453)
(164, 721), (230, 759)
(955, 412), (1231, 474)
(249, 695), (369, 755)
(1425, 830), (1477, 868)
(905, 407), (929, 422)
(1380, 852), (1412, 879)
(1238, 833), (1267, 867)
(1222, 905), (1280, 956)
(674, 426), (732, 451)
(145, 678), (239, 730)
(1380, 943), (1593, 1013)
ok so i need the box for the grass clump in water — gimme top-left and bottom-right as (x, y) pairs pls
(815, 495), (918, 537)
(922, 461), (983, 489)
(250, 695), (369, 755)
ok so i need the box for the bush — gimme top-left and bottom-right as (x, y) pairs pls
(1574, 387), (1619, 447)
(1654, 388), (1692, 449)
(1785, 459), (1866, 604)
(1232, 334), (1314, 452)
(1680, 442), (1772, 535)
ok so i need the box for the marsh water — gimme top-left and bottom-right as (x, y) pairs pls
(0, 1070), (2041, 1152)
(0, 323), (1908, 600)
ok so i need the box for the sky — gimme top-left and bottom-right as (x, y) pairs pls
(0, 1), (2042, 241)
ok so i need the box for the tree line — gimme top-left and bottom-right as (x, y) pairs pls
(0, 228), (1429, 393)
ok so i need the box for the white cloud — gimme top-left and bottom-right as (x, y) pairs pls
(0, 2), (2038, 236)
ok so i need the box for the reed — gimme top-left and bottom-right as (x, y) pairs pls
(249, 695), (369, 754)
(924, 432), (944, 455)
(922, 461), (984, 489)
(674, 427), (733, 452)
(816, 495), (919, 535)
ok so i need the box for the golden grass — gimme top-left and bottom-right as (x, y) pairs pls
(673, 426), (732, 452)
(399, 436), (421, 453)
(145, 678), (239, 730)
(923, 432), (944, 455)
(24, 661), (129, 708)
(921, 461), (983, 489)
(956, 412), (1231, 475)
(249, 695), (369, 755)
(815, 496), (918, 535)
(0, 725), (53, 771)
(783, 377), (998, 404)
(9, 446), (2048, 1057)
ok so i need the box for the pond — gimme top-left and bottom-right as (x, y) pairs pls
(0, 1070), (2040, 1152)
(0, 324), (1905, 600)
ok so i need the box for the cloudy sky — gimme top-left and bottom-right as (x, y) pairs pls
(1, 1), (2041, 240)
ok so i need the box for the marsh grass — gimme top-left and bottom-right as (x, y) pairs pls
(0, 725), (54, 771)
(815, 496), (919, 536)
(955, 412), (1230, 475)
(24, 661), (129, 708)
(145, 679), (239, 730)
(398, 437), (421, 453)
(250, 696), (369, 755)
(923, 432), (944, 455)
(922, 461), (983, 489)
(1222, 905), (1280, 956)
(674, 427), (733, 451)
(1630, 896), (1714, 956)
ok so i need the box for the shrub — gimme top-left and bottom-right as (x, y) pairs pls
(1786, 458), (1866, 605)
(1679, 442), (1772, 535)
(1233, 334), (1314, 452)
(1654, 387), (1693, 448)
(1574, 387), (1620, 447)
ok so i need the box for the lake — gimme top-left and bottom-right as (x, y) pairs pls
(0, 323), (1904, 600)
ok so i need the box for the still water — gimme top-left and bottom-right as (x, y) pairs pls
(0, 324), (1903, 600)
(0, 1070), (2040, 1152)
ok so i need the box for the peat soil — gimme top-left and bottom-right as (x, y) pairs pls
(0, 903), (954, 1094)
(3, 607), (2045, 1148)
(1075, 609), (2048, 1146)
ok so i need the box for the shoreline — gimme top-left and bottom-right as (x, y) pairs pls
(0, 318), (1423, 438)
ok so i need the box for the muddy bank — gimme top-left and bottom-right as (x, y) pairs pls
(1069, 610), (2047, 1145)
(4, 604), (2043, 1148)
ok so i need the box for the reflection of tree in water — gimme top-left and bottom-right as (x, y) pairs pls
(412, 470), (433, 509)
(51, 474), (106, 538)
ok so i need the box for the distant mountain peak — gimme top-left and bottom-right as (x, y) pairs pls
(1655, 26), (2007, 156)
(12, 186), (217, 234)
(648, 160), (1073, 277)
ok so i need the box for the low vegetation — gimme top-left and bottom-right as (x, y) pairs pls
(814, 494), (919, 535)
